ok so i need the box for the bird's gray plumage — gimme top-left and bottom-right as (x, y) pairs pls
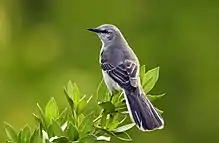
(88, 24), (164, 131)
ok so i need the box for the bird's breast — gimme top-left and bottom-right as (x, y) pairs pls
(102, 70), (121, 94)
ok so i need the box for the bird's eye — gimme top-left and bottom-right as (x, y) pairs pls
(102, 30), (110, 34)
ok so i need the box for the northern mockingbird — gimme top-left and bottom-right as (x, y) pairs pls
(87, 24), (164, 131)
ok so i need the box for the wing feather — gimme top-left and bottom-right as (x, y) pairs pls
(101, 60), (139, 90)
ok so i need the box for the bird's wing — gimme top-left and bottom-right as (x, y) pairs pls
(101, 59), (139, 90)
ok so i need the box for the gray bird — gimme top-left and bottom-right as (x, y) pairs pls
(87, 24), (164, 131)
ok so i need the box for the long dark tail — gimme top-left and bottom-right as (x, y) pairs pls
(124, 88), (164, 131)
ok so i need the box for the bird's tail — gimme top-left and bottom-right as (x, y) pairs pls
(124, 88), (164, 131)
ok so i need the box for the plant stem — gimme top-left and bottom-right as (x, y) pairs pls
(93, 115), (102, 123)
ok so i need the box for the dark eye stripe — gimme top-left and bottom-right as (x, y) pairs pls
(101, 30), (110, 34)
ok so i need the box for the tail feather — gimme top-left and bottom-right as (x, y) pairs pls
(124, 88), (164, 131)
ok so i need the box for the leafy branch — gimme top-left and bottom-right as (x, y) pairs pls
(4, 65), (165, 143)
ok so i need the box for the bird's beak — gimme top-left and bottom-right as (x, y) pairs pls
(87, 28), (102, 33)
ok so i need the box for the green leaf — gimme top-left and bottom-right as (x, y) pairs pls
(106, 92), (112, 101)
(100, 111), (107, 128)
(77, 95), (87, 114)
(107, 120), (119, 131)
(59, 108), (68, 118)
(155, 107), (164, 114)
(32, 113), (41, 125)
(64, 81), (80, 110)
(64, 81), (75, 111)
(52, 136), (69, 143)
(147, 93), (165, 102)
(111, 131), (132, 142)
(32, 114), (45, 133)
(68, 114), (76, 127)
(61, 121), (68, 131)
(96, 79), (106, 101)
(36, 103), (46, 129)
(118, 92), (124, 101)
(46, 125), (54, 138)
(121, 111), (129, 114)
(98, 101), (115, 114)
(66, 122), (79, 141)
(96, 127), (132, 142)
(95, 127), (112, 136)
(113, 123), (135, 133)
(140, 65), (146, 83)
(78, 114), (85, 127)
(115, 105), (127, 113)
(97, 136), (111, 141)
(51, 120), (63, 136)
(86, 95), (93, 104)
(67, 81), (74, 96)
(73, 83), (80, 104)
(106, 113), (119, 131)
(79, 111), (94, 136)
(4, 122), (18, 142)
(57, 108), (68, 125)
(64, 87), (74, 111)
(45, 97), (59, 124)
(79, 135), (96, 143)
(30, 129), (41, 143)
(77, 100), (87, 116)
(119, 116), (127, 124)
(111, 92), (121, 104)
(77, 95), (93, 114)
(20, 124), (31, 143)
(17, 130), (22, 143)
(143, 67), (159, 93)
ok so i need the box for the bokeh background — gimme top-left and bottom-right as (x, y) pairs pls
(1, 0), (219, 142)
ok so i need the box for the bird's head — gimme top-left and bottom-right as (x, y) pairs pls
(87, 24), (122, 46)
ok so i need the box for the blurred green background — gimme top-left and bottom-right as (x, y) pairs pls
(1, 0), (219, 142)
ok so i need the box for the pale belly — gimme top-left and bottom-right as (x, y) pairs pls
(102, 70), (121, 95)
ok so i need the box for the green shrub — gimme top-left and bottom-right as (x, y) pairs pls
(4, 65), (164, 143)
